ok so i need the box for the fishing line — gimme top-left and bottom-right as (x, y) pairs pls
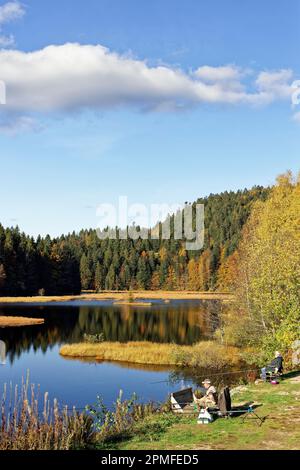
(149, 368), (260, 385)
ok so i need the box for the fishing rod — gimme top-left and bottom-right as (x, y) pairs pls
(42, 368), (260, 413)
(150, 368), (260, 385)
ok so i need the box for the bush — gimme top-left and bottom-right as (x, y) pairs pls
(83, 333), (105, 343)
(86, 391), (157, 445)
(172, 341), (241, 369)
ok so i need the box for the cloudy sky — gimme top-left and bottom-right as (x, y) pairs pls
(0, 0), (299, 236)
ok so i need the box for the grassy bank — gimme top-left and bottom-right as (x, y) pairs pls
(0, 316), (45, 327)
(0, 291), (234, 304)
(60, 341), (241, 369)
(2, 372), (299, 450)
(103, 372), (300, 450)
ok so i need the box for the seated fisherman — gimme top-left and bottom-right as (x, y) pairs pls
(198, 379), (218, 408)
(261, 351), (284, 381)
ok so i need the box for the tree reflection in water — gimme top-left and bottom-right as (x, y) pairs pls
(0, 340), (6, 365)
(0, 300), (222, 364)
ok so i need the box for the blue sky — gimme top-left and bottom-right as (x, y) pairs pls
(0, 0), (299, 237)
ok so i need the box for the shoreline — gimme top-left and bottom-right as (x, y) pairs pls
(0, 290), (234, 305)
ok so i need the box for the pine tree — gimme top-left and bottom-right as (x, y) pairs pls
(136, 257), (149, 290)
(0, 264), (6, 293)
(80, 254), (92, 290)
(105, 264), (116, 291)
(95, 262), (103, 292)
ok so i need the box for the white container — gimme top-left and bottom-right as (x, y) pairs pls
(197, 409), (213, 424)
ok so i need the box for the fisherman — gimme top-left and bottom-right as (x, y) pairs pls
(261, 351), (284, 381)
(198, 379), (218, 408)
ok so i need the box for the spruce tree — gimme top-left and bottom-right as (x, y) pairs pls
(95, 262), (103, 292)
(80, 254), (92, 290)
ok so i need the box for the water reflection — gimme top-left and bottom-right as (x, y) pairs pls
(0, 300), (221, 363)
(0, 340), (6, 365)
(0, 301), (248, 409)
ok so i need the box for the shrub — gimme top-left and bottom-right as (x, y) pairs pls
(171, 341), (241, 369)
(83, 333), (105, 343)
(86, 390), (156, 444)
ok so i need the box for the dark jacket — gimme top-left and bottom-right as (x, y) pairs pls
(269, 356), (284, 373)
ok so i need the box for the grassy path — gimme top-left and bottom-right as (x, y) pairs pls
(105, 373), (300, 450)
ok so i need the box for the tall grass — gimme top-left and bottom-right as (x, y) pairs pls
(0, 377), (158, 450)
(0, 377), (94, 450)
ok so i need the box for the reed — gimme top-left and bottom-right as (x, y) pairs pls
(60, 341), (241, 369)
(0, 375), (94, 450)
(0, 375), (158, 450)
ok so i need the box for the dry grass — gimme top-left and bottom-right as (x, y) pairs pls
(60, 341), (241, 369)
(0, 291), (234, 304)
(0, 378), (157, 450)
(0, 379), (94, 450)
(113, 301), (153, 307)
(0, 316), (44, 327)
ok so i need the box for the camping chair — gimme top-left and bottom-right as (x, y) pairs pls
(261, 366), (283, 383)
(205, 386), (232, 418)
(203, 388), (265, 426)
(266, 368), (283, 382)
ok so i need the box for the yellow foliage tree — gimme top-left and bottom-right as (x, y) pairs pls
(217, 249), (239, 292)
(236, 171), (300, 353)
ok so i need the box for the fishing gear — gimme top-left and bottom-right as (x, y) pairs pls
(150, 368), (260, 385)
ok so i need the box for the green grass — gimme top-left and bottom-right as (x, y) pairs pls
(96, 373), (300, 450)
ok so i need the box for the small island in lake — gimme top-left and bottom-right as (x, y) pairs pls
(0, 317), (45, 328)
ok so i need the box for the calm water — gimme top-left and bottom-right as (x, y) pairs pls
(0, 300), (229, 409)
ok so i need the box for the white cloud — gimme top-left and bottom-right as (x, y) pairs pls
(194, 65), (244, 82)
(0, 1), (25, 48)
(0, 1), (25, 25)
(0, 43), (295, 116)
(255, 69), (294, 103)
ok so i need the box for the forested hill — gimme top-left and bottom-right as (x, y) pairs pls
(0, 186), (269, 296)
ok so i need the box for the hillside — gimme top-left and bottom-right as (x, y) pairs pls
(0, 186), (269, 296)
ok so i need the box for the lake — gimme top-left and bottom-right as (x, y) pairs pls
(0, 299), (241, 410)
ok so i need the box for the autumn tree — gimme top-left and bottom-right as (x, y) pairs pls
(235, 172), (300, 354)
